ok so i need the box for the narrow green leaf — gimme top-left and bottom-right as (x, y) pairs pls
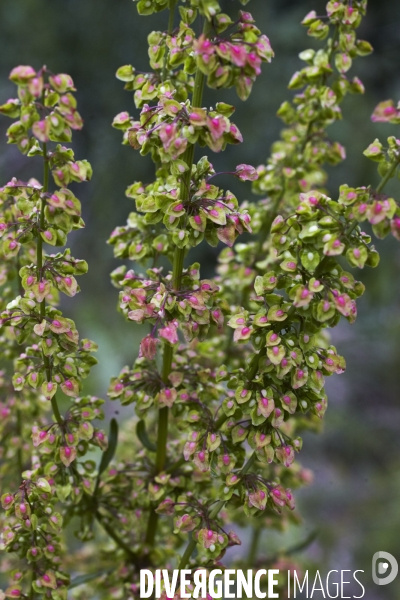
(69, 569), (113, 589)
(136, 419), (157, 452)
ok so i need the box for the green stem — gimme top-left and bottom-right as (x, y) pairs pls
(346, 158), (399, 237)
(178, 453), (257, 568)
(36, 143), (47, 302)
(255, 25), (338, 264)
(252, 28), (338, 281)
(167, 0), (177, 34)
(155, 342), (173, 472)
(248, 525), (261, 566)
(156, 18), (210, 469)
(39, 143), (63, 426)
(162, 0), (178, 81)
(314, 255), (331, 277)
(144, 506), (158, 549)
(29, 527), (37, 599)
(214, 412), (228, 430)
(145, 18), (212, 552)
(145, 309), (174, 547)
(51, 395), (63, 425)
(177, 499), (225, 570)
(297, 27), (338, 153)
(254, 27), (338, 269)
(16, 254), (23, 296)
(95, 511), (139, 563)
(246, 348), (266, 382)
(170, 19), (211, 292)
(376, 159), (398, 193)
(165, 455), (186, 474)
(241, 451), (256, 475)
(255, 186), (285, 259)
(178, 537), (198, 570)
(209, 499), (225, 520)
(29, 571), (35, 600)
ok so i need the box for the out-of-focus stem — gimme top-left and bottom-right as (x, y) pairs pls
(248, 525), (261, 566)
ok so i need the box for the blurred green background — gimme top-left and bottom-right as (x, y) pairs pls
(1, 0), (400, 597)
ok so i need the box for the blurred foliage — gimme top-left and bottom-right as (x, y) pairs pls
(0, 0), (400, 597)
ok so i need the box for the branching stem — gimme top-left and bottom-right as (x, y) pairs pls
(178, 452), (257, 568)
(346, 157), (399, 237)
(95, 510), (139, 563)
(248, 525), (261, 566)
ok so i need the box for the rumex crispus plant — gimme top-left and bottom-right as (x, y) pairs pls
(0, 66), (105, 599)
(0, 0), (399, 598)
(107, 0), (400, 588)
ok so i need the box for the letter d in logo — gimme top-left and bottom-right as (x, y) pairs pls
(372, 551), (398, 586)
